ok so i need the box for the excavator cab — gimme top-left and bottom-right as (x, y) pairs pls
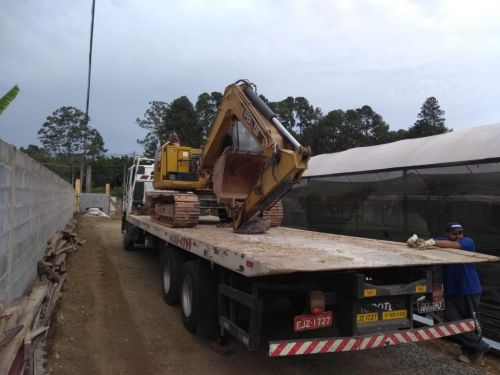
(153, 144), (206, 189)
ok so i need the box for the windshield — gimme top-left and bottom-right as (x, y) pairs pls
(232, 120), (261, 153)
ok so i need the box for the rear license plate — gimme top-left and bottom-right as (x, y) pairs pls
(357, 312), (378, 323)
(294, 311), (333, 332)
(417, 300), (445, 313)
(382, 309), (407, 320)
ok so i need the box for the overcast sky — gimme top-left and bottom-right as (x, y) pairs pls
(1, 0), (499, 155)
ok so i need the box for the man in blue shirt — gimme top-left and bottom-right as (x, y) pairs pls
(408, 222), (489, 364)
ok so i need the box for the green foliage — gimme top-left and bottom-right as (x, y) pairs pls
(268, 96), (296, 131)
(91, 155), (133, 189)
(21, 145), (131, 191)
(0, 85), (20, 115)
(408, 97), (449, 138)
(301, 106), (390, 155)
(136, 96), (201, 156)
(266, 96), (322, 137)
(136, 101), (169, 157)
(166, 96), (201, 147)
(196, 91), (223, 139)
(37, 106), (106, 159)
(302, 110), (343, 154)
(137, 89), (453, 157)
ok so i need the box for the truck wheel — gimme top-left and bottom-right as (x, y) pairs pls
(123, 222), (136, 251)
(161, 246), (185, 305)
(180, 260), (219, 337)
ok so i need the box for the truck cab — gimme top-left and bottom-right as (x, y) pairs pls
(122, 157), (155, 229)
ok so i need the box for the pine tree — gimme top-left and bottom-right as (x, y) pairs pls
(408, 97), (449, 138)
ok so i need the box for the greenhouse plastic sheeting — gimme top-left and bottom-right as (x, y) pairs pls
(305, 123), (500, 177)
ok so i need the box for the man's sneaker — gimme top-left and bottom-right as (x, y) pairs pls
(470, 344), (490, 364)
(458, 354), (472, 364)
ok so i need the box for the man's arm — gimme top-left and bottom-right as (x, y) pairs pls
(434, 240), (462, 249)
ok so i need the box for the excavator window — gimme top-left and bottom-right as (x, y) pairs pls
(231, 119), (261, 153)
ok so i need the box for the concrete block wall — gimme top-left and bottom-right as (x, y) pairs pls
(0, 139), (75, 305)
(80, 193), (110, 214)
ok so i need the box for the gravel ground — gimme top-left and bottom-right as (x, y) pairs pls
(45, 217), (500, 375)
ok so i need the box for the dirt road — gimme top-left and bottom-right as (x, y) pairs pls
(47, 217), (500, 375)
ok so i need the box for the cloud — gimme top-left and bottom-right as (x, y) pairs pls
(1, 0), (499, 153)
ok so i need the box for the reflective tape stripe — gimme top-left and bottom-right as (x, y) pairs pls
(268, 319), (476, 357)
(449, 324), (462, 335)
(311, 340), (328, 354)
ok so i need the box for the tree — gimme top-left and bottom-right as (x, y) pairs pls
(91, 155), (133, 193)
(268, 96), (296, 132)
(37, 106), (106, 158)
(408, 97), (449, 138)
(266, 96), (323, 137)
(302, 109), (343, 154)
(386, 129), (409, 143)
(300, 106), (390, 155)
(136, 101), (169, 157)
(195, 91), (222, 139)
(0, 85), (20, 115)
(344, 105), (390, 147)
(20, 144), (50, 161)
(294, 97), (322, 135)
(85, 128), (107, 160)
(137, 96), (202, 156)
(165, 96), (201, 147)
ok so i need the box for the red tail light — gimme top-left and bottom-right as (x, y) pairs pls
(432, 283), (444, 302)
(310, 291), (325, 314)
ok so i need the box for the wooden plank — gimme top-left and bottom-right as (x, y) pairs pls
(0, 283), (47, 375)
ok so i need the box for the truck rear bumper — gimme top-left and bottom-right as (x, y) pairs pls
(269, 319), (475, 357)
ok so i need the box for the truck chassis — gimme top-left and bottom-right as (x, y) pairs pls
(124, 215), (497, 356)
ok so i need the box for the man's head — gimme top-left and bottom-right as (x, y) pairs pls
(446, 221), (464, 240)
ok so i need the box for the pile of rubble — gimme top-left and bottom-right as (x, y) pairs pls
(0, 219), (85, 375)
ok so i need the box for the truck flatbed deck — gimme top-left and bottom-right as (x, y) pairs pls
(129, 215), (499, 277)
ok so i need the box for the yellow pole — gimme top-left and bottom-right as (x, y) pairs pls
(75, 178), (81, 213)
(105, 183), (111, 214)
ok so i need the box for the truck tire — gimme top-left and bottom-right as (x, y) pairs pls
(123, 222), (136, 251)
(161, 245), (186, 305)
(180, 260), (219, 337)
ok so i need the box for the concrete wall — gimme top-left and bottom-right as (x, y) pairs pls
(0, 140), (75, 305)
(80, 193), (110, 214)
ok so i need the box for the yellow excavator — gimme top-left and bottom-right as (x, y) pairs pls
(146, 79), (310, 233)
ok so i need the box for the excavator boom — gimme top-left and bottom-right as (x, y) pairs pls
(201, 80), (310, 232)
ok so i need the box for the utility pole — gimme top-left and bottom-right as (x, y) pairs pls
(82, 0), (96, 192)
(86, 164), (92, 192)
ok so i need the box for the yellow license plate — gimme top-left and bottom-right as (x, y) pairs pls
(356, 312), (378, 323)
(382, 309), (407, 320)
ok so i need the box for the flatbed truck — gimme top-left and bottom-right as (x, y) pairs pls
(123, 212), (499, 356)
(121, 81), (498, 356)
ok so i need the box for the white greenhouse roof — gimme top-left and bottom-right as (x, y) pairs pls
(304, 123), (500, 177)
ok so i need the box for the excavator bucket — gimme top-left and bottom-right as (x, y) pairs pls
(213, 150), (267, 205)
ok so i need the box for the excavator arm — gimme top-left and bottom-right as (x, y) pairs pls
(201, 80), (310, 232)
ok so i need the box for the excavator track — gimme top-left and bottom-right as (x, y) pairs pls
(263, 201), (283, 227)
(151, 193), (200, 228)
